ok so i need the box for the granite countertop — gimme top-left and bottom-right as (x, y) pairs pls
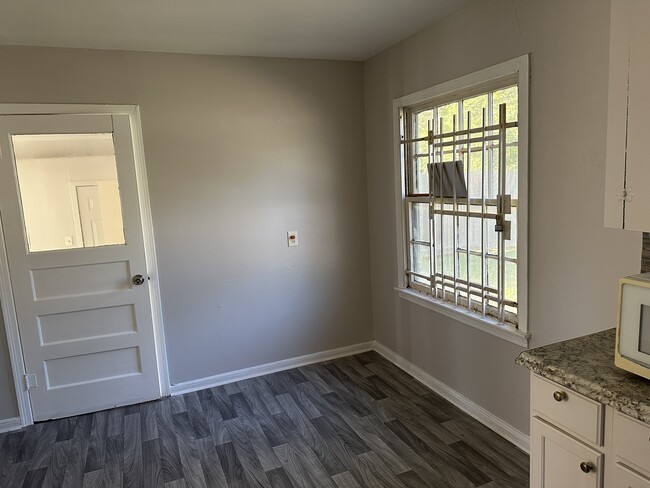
(516, 328), (650, 425)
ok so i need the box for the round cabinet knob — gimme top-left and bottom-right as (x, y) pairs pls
(132, 274), (146, 286)
(553, 390), (567, 402)
(580, 462), (593, 473)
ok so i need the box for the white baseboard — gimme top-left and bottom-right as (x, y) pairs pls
(169, 341), (375, 396)
(374, 341), (530, 453)
(0, 416), (22, 433)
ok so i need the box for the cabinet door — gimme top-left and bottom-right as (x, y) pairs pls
(605, 0), (650, 230)
(605, 0), (632, 228)
(531, 418), (604, 488)
(623, 0), (650, 230)
(613, 410), (650, 477)
(613, 463), (650, 488)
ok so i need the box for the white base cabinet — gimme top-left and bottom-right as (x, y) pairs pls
(529, 373), (650, 488)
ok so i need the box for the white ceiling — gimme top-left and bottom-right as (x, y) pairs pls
(0, 0), (471, 61)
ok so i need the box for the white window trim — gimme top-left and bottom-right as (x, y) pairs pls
(392, 55), (530, 347)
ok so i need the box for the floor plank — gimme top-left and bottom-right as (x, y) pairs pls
(265, 466), (296, 488)
(142, 438), (165, 488)
(123, 413), (143, 488)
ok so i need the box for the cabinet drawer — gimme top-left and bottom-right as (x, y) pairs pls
(613, 463), (650, 488)
(531, 417), (603, 488)
(613, 411), (650, 476)
(531, 374), (604, 446)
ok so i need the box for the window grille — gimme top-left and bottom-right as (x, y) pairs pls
(400, 86), (520, 326)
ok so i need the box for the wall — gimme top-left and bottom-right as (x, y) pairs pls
(0, 46), (372, 420)
(364, 0), (641, 434)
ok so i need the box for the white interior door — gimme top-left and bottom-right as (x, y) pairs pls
(0, 114), (161, 421)
(76, 185), (105, 247)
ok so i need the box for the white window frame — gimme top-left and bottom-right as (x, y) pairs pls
(392, 55), (530, 346)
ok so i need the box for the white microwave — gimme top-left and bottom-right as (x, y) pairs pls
(616, 274), (650, 380)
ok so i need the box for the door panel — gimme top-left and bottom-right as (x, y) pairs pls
(0, 113), (161, 420)
(614, 463), (650, 488)
(44, 347), (141, 388)
(531, 417), (603, 488)
(38, 304), (136, 344)
(31, 261), (131, 299)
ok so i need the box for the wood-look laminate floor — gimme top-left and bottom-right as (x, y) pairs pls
(0, 351), (529, 488)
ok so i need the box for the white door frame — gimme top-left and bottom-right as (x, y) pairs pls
(0, 104), (170, 428)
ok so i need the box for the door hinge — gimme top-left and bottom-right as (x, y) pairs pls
(618, 187), (634, 203)
(24, 373), (38, 390)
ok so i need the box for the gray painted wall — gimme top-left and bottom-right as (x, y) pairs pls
(364, 0), (641, 434)
(0, 46), (373, 420)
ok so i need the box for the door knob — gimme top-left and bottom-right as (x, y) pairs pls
(580, 461), (593, 473)
(132, 274), (146, 286)
(553, 390), (567, 402)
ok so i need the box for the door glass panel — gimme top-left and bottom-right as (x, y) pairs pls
(11, 133), (126, 252)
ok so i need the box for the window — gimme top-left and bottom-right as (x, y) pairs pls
(393, 56), (529, 345)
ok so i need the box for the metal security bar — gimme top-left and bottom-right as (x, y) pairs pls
(402, 91), (519, 326)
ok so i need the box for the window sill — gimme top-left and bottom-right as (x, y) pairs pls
(395, 287), (530, 347)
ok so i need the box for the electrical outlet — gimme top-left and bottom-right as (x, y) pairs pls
(287, 231), (298, 247)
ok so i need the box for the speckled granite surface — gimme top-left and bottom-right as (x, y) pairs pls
(516, 328), (650, 424)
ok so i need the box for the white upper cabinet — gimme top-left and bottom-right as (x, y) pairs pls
(605, 0), (650, 231)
